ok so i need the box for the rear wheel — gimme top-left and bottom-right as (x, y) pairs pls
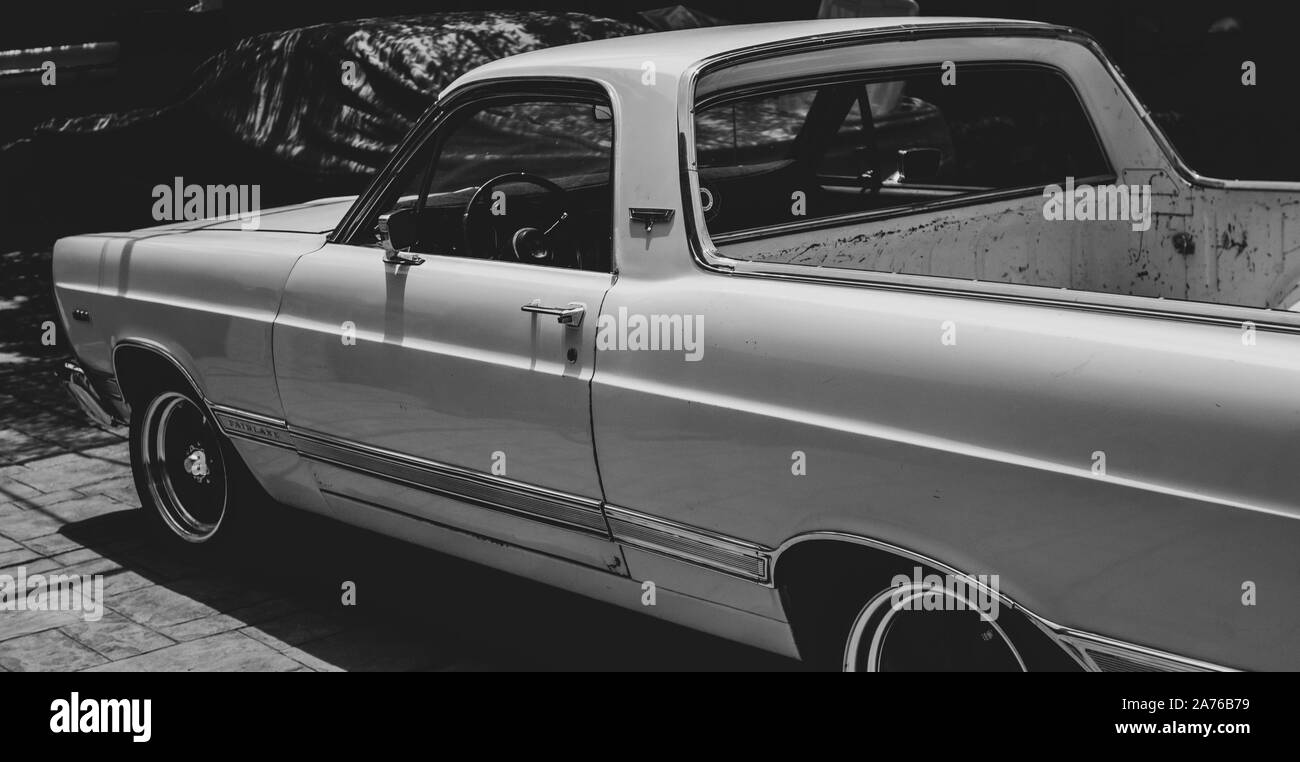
(841, 582), (1025, 672)
(780, 543), (1081, 671)
(130, 386), (263, 545)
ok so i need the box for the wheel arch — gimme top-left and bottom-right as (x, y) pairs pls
(771, 531), (1086, 670)
(112, 339), (208, 408)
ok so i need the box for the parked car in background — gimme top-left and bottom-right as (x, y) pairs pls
(55, 17), (1300, 671)
(0, 11), (646, 250)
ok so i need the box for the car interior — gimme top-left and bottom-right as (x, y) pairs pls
(386, 177), (613, 272)
(694, 66), (1110, 238)
(371, 98), (615, 273)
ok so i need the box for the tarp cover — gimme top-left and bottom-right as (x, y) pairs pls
(1, 11), (646, 245)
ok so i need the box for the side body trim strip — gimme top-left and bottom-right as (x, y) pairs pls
(207, 405), (772, 576)
(210, 404), (295, 449)
(207, 403), (1230, 671)
(605, 505), (771, 582)
(290, 427), (608, 536)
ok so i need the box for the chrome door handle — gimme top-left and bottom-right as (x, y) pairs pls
(629, 207), (674, 235)
(521, 301), (585, 328)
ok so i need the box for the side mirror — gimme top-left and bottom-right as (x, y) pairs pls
(377, 209), (423, 265)
(891, 147), (943, 184)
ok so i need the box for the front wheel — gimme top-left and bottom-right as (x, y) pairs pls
(130, 387), (259, 545)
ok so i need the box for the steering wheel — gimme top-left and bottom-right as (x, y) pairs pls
(461, 172), (572, 264)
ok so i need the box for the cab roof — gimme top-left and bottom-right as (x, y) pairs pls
(450, 16), (1054, 89)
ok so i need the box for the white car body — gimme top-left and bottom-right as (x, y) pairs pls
(53, 17), (1300, 671)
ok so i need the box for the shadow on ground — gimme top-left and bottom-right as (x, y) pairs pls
(56, 503), (798, 671)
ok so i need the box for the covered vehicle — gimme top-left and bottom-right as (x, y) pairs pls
(0, 11), (645, 247)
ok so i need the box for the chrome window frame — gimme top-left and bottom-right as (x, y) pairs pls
(330, 76), (620, 275)
(693, 59), (1116, 245)
(676, 23), (1300, 334)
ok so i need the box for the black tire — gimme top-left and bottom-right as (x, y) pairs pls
(129, 384), (267, 547)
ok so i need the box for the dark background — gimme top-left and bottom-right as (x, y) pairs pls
(1, 0), (1295, 244)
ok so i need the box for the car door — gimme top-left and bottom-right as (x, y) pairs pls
(273, 80), (623, 571)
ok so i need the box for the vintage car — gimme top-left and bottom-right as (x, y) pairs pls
(54, 17), (1300, 671)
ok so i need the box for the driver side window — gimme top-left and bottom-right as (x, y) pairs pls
(382, 93), (614, 272)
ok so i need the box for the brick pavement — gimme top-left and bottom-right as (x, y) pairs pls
(2, 441), (410, 672)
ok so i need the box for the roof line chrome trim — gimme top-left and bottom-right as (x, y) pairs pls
(675, 25), (1300, 335)
(692, 21), (1071, 83)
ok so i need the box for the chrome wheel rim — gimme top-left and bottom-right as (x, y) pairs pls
(140, 392), (228, 542)
(843, 582), (1026, 672)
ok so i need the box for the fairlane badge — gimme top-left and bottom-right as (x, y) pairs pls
(217, 415), (287, 444)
